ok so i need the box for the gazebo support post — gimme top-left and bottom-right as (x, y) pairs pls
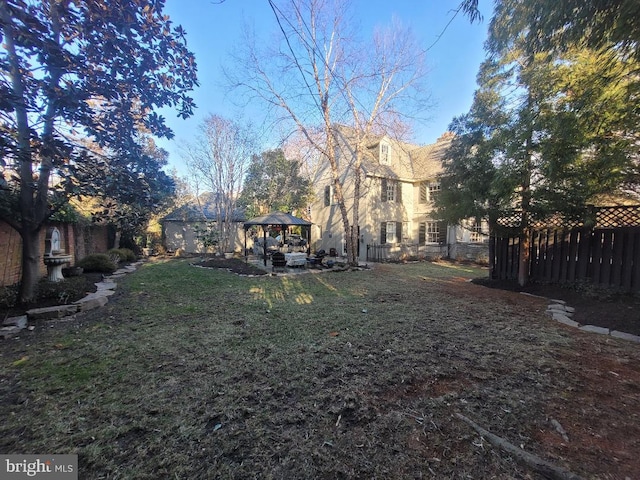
(244, 228), (247, 263)
(263, 226), (268, 267)
(281, 225), (286, 252)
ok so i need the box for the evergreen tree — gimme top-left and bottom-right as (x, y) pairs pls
(239, 149), (312, 219)
(439, 1), (639, 285)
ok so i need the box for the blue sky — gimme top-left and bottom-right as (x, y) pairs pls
(157, 0), (492, 174)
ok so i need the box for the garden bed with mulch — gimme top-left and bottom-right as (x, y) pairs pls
(193, 256), (269, 275)
(0, 272), (102, 319)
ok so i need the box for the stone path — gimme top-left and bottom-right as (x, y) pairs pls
(541, 295), (640, 343)
(1, 261), (143, 339)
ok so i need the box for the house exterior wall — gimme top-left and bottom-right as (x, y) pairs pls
(310, 128), (489, 262)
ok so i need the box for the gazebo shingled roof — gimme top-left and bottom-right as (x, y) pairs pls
(243, 211), (312, 228)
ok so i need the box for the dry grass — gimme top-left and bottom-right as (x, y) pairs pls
(0, 258), (639, 479)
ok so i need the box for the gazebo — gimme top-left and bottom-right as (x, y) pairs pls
(243, 212), (312, 266)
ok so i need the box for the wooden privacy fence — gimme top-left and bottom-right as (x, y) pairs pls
(491, 206), (640, 292)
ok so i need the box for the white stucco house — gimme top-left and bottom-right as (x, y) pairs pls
(309, 126), (489, 262)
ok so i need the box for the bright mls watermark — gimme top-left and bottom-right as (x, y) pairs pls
(0, 455), (77, 479)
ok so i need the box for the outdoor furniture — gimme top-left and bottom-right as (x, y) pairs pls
(306, 249), (327, 268)
(271, 252), (287, 272)
(285, 252), (307, 267)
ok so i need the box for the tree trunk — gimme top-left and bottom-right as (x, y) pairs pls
(518, 228), (531, 287)
(348, 150), (362, 266)
(113, 230), (121, 249)
(18, 227), (42, 305)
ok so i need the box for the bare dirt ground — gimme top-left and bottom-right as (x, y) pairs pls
(0, 259), (639, 479)
(475, 277), (640, 337)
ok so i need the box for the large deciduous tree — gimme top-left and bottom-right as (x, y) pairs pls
(239, 148), (312, 219)
(0, 0), (197, 302)
(228, 0), (429, 266)
(440, 0), (639, 286)
(182, 114), (256, 253)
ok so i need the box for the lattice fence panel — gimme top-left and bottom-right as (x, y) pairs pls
(497, 206), (640, 230)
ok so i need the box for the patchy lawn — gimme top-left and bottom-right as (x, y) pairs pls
(1, 258), (638, 479)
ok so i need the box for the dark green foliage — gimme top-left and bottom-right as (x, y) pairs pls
(76, 254), (117, 273)
(34, 277), (91, 306)
(0, 283), (19, 309)
(107, 248), (136, 262)
(439, 2), (640, 229)
(0, 277), (90, 309)
(239, 149), (313, 218)
(192, 223), (220, 251)
(0, 0), (197, 303)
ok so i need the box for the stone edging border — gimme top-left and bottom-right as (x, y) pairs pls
(521, 292), (640, 344)
(1, 261), (144, 339)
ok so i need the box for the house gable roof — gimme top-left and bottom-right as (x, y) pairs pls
(333, 125), (452, 182)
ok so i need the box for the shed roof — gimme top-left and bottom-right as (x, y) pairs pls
(162, 203), (246, 223)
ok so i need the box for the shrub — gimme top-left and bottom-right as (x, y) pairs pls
(0, 277), (91, 309)
(36, 277), (89, 305)
(107, 248), (136, 262)
(76, 254), (117, 273)
(0, 283), (19, 309)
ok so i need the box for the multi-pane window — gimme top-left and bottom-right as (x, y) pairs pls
(380, 143), (390, 165)
(386, 181), (396, 202)
(380, 221), (402, 244)
(469, 221), (486, 243)
(419, 181), (441, 203)
(426, 222), (440, 243)
(381, 178), (401, 202)
(418, 221), (446, 244)
(428, 182), (440, 201)
(386, 221), (397, 243)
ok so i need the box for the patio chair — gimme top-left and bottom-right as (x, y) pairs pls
(306, 249), (327, 268)
(271, 251), (287, 272)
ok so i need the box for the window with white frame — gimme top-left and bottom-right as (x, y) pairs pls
(419, 181), (440, 203)
(386, 221), (397, 243)
(469, 221), (486, 243)
(419, 221), (446, 244)
(386, 181), (396, 202)
(382, 178), (401, 202)
(380, 143), (390, 165)
(380, 221), (402, 244)
(426, 222), (439, 243)
(428, 182), (441, 202)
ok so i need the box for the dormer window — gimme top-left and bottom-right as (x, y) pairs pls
(380, 143), (390, 165)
